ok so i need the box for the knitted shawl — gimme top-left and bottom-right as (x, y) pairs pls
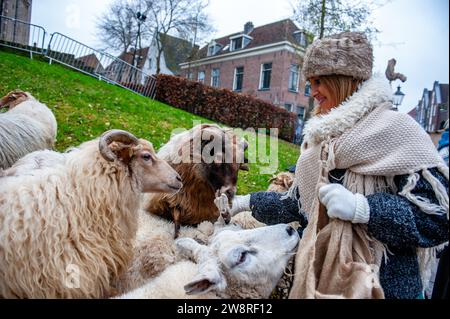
(287, 75), (449, 299)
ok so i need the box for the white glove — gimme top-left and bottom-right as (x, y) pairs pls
(229, 194), (251, 217)
(318, 184), (370, 224)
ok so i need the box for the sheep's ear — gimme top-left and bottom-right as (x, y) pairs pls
(108, 141), (141, 164)
(184, 261), (226, 295)
(184, 277), (220, 295)
(176, 238), (227, 295)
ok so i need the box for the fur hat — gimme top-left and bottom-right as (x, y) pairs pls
(302, 32), (373, 81)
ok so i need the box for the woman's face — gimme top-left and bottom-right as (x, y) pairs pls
(309, 77), (335, 114)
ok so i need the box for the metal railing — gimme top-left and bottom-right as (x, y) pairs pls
(0, 15), (46, 57)
(0, 15), (157, 99)
(46, 32), (157, 98)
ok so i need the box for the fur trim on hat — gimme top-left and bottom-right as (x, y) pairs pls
(302, 32), (373, 81)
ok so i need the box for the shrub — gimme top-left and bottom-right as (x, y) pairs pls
(154, 74), (296, 142)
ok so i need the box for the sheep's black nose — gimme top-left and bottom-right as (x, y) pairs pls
(176, 175), (182, 182)
(286, 225), (295, 236)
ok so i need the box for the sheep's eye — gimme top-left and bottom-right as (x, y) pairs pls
(141, 153), (152, 162)
(238, 251), (247, 264)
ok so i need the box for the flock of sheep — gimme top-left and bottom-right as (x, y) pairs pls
(0, 90), (298, 299)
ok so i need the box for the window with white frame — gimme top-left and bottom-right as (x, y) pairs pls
(208, 46), (215, 56)
(198, 71), (205, 83)
(288, 64), (299, 92)
(304, 81), (311, 96)
(231, 37), (243, 51)
(230, 35), (252, 52)
(233, 67), (244, 91)
(211, 68), (220, 87)
(296, 105), (305, 119)
(259, 63), (272, 90)
(284, 104), (292, 112)
(207, 43), (222, 56)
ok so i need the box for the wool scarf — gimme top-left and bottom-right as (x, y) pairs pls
(286, 75), (449, 299)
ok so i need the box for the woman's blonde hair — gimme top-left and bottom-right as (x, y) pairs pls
(312, 75), (363, 115)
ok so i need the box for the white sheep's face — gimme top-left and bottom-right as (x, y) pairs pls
(176, 224), (299, 296)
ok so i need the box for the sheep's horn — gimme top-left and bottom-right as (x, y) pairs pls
(99, 129), (139, 162)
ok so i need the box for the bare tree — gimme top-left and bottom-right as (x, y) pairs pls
(96, 0), (149, 54)
(144, 0), (213, 74)
(291, 0), (390, 40)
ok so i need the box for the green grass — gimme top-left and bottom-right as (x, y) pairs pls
(0, 50), (300, 194)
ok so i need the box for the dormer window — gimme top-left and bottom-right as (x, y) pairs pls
(207, 42), (222, 56)
(229, 34), (253, 51)
(231, 37), (242, 51)
(293, 30), (308, 47)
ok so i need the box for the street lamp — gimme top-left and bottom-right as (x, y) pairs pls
(392, 85), (405, 111)
(130, 11), (147, 82)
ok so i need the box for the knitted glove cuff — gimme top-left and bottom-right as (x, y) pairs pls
(352, 193), (370, 224)
(231, 194), (251, 216)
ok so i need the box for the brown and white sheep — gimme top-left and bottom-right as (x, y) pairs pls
(142, 124), (248, 238)
(0, 129), (182, 298)
(0, 90), (57, 169)
(117, 223), (299, 299)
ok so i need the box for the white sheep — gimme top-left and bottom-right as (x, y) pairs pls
(116, 208), (265, 295)
(0, 90), (58, 169)
(0, 149), (66, 177)
(117, 223), (299, 299)
(0, 129), (183, 299)
(116, 210), (215, 294)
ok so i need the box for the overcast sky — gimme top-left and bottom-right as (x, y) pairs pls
(31, 0), (449, 113)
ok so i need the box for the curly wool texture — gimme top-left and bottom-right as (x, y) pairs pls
(0, 140), (141, 298)
(302, 32), (373, 81)
(0, 92), (57, 169)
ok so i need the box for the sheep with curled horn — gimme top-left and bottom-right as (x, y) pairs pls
(142, 124), (249, 238)
(0, 129), (182, 298)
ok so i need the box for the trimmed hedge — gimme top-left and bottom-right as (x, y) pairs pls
(154, 74), (297, 142)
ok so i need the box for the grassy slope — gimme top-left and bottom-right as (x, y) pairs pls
(0, 50), (300, 194)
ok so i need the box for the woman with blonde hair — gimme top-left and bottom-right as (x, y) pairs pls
(228, 32), (448, 299)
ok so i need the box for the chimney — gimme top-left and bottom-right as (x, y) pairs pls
(244, 22), (254, 34)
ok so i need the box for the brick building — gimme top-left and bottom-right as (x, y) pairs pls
(0, 0), (32, 46)
(409, 81), (449, 145)
(180, 19), (312, 125)
(105, 33), (196, 85)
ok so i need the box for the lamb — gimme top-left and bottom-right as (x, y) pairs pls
(0, 129), (182, 299)
(142, 124), (248, 238)
(0, 90), (57, 169)
(117, 223), (299, 299)
(115, 209), (216, 294)
(116, 206), (265, 294)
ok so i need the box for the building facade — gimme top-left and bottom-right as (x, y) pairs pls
(105, 33), (197, 85)
(411, 81), (448, 133)
(0, 0), (32, 46)
(409, 81), (448, 145)
(180, 19), (312, 125)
